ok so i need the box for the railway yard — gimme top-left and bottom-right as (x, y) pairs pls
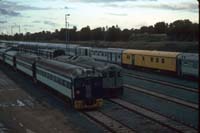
(0, 60), (198, 133)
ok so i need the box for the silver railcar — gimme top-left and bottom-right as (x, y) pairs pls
(36, 59), (103, 109)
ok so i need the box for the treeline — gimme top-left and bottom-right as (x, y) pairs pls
(0, 19), (198, 42)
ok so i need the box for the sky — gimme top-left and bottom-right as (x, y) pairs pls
(0, 0), (199, 34)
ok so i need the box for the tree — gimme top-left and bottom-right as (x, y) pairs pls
(79, 26), (91, 41)
(167, 19), (196, 41)
(154, 22), (168, 34)
(105, 26), (121, 41)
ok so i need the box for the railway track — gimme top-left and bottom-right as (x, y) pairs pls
(124, 84), (198, 110)
(123, 84), (198, 129)
(123, 73), (197, 93)
(109, 98), (198, 133)
(81, 111), (135, 133)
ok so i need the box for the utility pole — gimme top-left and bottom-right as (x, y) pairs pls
(65, 14), (70, 43)
(65, 13), (70, 55)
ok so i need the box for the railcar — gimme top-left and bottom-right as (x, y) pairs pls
(36, 59), (103, 109)
(90, 48), (123, 64)
(54, 55), (123, 98)
(122, 49), (181, 73)
(90, 48), (108, 62)
(180, 53), (198, 77)
(107, 48), (124, 64)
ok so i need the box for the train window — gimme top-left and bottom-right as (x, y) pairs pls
(63, 81), (67, 87)
(109, 71), (115, 77)
(118, 72), (121, 77)
(161, 58), (165, 63)
(53, 76), (56, 81)
(102, 72), (107, 77)
(40, 70), (43, 76)
(69, 83), (71, 89)
(56, 77), (59, 83)
(127, 55), (130, 59)
(151, 57), (154, 62)
(142, 56), (145, 61)
(156, 58), (159, 63)
(49, 74), (52, 80)
(118, 55), (121, 59)
(193, 62), (198, 68)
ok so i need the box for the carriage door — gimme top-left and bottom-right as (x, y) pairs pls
(85, 49), (88, 56)
(132, 55), (135, 65)
(110, 53), (112, 62)
(85, 81), (92, 99)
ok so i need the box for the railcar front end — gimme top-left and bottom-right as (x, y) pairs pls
(73, 77), (103, 109)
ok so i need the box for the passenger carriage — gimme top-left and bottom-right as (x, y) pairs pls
(122, 49), (181, 74)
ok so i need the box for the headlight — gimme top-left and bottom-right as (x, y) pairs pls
(76, 90), (80, 95)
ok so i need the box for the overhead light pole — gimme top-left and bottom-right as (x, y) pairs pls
(65, 14), (70, 44)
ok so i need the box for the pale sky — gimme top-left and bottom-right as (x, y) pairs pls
(0, 0), (199, 34)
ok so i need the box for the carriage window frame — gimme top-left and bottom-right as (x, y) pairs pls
(142, 56), (145, 61)
(118, 72), (121, 77)
(161, 58), (165, 63)
(151, 57), (154, 62)
(193, 62), (198, 68)
(156, 58), (159, 63)
(102, 72), (107, 78)
(109, 71), (115, 78)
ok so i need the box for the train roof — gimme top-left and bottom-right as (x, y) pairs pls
(55, 56), (122, 72)
(77, 46), (91, 49)
(0, 47), (12, 53)
(123, 49), (180, 57)
(38, 48), (57, 52)
(16, 54), (39, 63)
(107, 48), (125, 51)
(92, 47), (123, 53)
(181, 53), (199, 60)
(37, 59), (100, 79)
(5, 50), (18, 56)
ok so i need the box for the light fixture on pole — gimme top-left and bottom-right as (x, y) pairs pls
(65, 14), (70, 43)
